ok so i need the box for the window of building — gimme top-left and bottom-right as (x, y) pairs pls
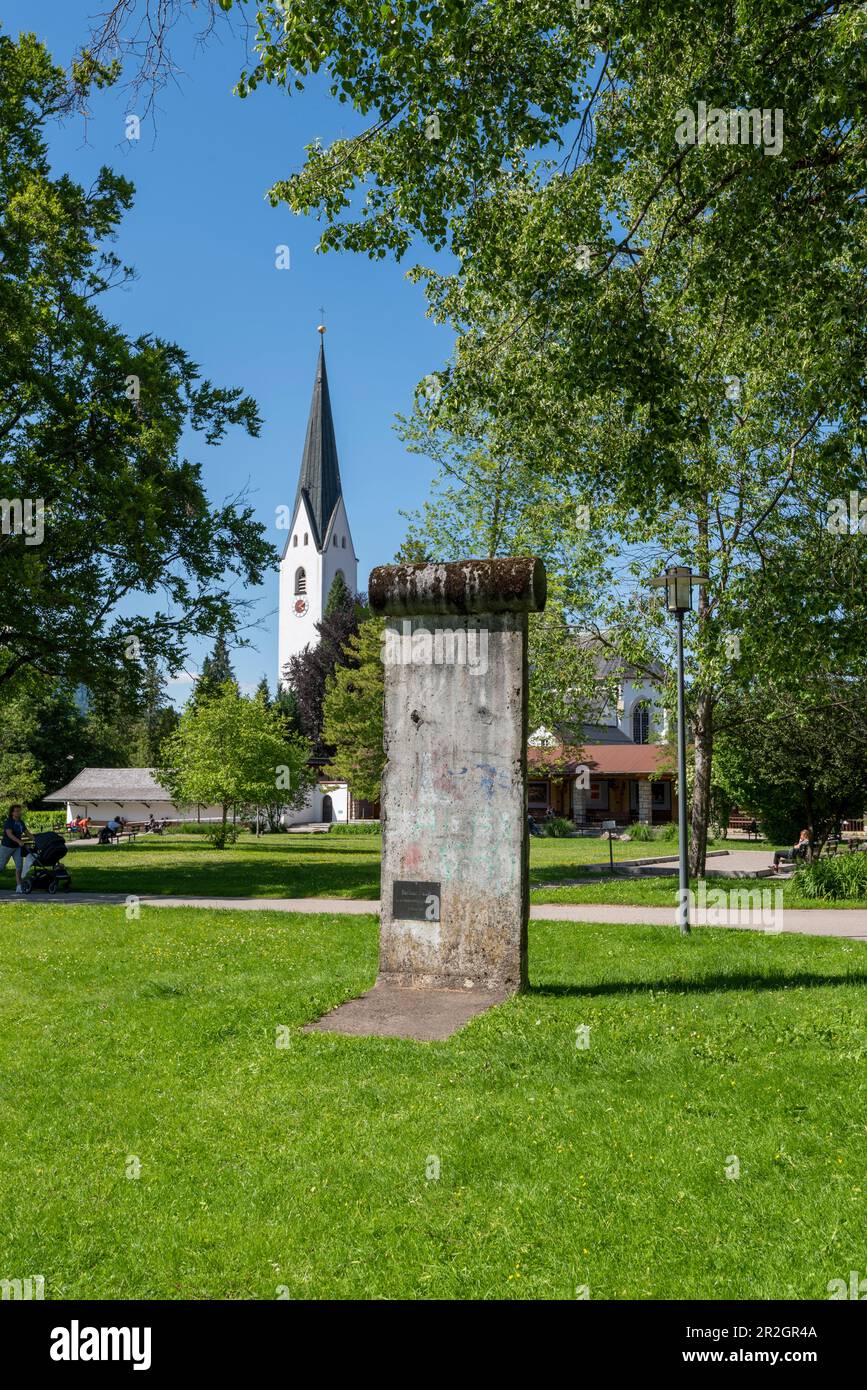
(303, 532), (308, 545)
(333, 535), (338, 547)
(295, 567), (307, 596)
(528, 781), (548, 803)
(293, 535), (298, 547)
(341, 536), (346, 548)
(632, 701), (651, 744)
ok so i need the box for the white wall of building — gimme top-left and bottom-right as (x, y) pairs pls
(281, 781), (350, 826)
(278, 494), (358, 686)
(63, 800), (226, 823)
(278, 494), (322, 678)
(321, 494), (358, 608)
(597, 676), (668, 742)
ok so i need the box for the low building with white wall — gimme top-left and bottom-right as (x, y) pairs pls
(45, 768), (226, 824)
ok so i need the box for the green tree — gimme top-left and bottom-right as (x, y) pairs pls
(714, 678), (867, 859)
(398, 425), (601, 734)
(159, 682), (313, 847)
(324, 571), (352, 616)
(87, 3), (867, 872)
(127, 659), (179, 766)
(0, 30), (274, 699)
(0, 751), (44, 808)
(321, 617), (385, 802)
(274, 684), (301, 733)
(195, 633), (237, 703)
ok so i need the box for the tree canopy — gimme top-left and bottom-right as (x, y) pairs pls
(0, 29), (275, 699)
(321, 615), (385, 802)
(159, 681), (313, 845)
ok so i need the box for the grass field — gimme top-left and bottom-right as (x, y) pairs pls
(2, 832), (854, 911)
(1, 902), (865, 1299)
(2, 830), (767, 900)
(531, 875), (867, 911)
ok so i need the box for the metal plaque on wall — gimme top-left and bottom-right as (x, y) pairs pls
(392, 880), (441, 922)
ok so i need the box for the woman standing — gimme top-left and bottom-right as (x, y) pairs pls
(0, 804), (29, 894)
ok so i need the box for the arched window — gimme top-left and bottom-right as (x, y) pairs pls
(292, 535), (298, 547)
(303, 532), (308, 545)
(341, 536), (346, 548)
(333, 535), (338, 547)
(295, 567), (307, 596)
(632, 701), (651, 744)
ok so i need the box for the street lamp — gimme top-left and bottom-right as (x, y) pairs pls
(648, 566), (709, 934)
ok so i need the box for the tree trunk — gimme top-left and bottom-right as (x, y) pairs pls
(688, 691), (714, 878)
(221, 801), (228, 847)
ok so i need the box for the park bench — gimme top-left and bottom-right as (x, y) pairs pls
(825, 836), (865, 855)
(728, 816), (763, 840)
(98, 825), (140, 847)
(817, 837), (864, 856)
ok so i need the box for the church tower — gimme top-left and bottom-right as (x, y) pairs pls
(278, 330), (358, 686)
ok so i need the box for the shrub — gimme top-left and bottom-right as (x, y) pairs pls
(654, 822), (679, 842)
(163, 821), (214, 835)
(207, 823), (238, 849)
(629, 822), (655, 841)
(756, 806), (802, 847)
(539, 817), (575, 838)
(792, 853), (867, 901)
(22, 810), (66, 831)
(328, 821), (381, 835)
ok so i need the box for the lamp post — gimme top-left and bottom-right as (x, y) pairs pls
(648, 566), (709, 934)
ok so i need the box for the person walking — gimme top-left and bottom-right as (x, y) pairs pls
(1, 803), (29, 893)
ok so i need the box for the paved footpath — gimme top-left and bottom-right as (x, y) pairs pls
(4, 892), (866, 940)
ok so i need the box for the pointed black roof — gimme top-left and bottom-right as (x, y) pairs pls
(293, 337), (343, 551)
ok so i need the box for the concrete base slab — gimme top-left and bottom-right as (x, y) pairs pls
(303, 981), (509, 1041)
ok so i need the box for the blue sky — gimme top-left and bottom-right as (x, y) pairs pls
(5, 2), (453, 699)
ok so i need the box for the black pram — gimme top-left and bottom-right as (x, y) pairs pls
(22, 831), (72, 894)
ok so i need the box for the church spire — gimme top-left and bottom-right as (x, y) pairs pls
(294, 329), (343, 551)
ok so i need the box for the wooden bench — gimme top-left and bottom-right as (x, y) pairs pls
(818, 838), (863, 856)
(728, 817), (763, 840)
(99, 827), (139, 846)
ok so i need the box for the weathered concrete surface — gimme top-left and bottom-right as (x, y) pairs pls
(370, 558), (546, 994)
(302, 981), (509, 1041)
(369, 557), (546, 618)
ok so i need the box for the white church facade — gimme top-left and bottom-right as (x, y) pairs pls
(278, 329), (361, 825)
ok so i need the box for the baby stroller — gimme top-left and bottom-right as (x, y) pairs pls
(22, 831), (72, 895)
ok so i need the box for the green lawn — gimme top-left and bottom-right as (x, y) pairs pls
(530, 874), (867, 911)
(1, 902), (865, 1299)
(53, 831), (384, 899)
(5, 830), (773, 902)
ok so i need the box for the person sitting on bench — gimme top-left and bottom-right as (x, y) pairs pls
(773, 829), (809, 871)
